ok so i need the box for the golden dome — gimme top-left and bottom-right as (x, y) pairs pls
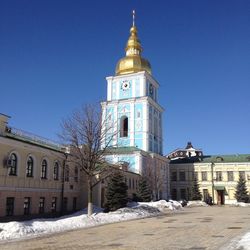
(115, 12), (152, 75)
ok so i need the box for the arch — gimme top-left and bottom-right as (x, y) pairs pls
(120, 116), (128, 137)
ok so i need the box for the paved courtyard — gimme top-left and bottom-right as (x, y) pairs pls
(1, 206), (250, 250)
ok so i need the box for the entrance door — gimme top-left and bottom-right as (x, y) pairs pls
(217, 190), (225, 205)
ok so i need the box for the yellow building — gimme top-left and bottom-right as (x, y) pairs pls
(169, 144), (250, 204)
(0, 114), (87, 220)
(0, 113), (142, 220)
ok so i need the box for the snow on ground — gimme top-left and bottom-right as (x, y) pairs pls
(0, 200), (182, 242)
(236, 232), (250, 250)
(186, 200), (208, 207)
(230, 202), (250, 207)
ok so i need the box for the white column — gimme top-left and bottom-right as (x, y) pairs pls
(107, 79), (112, 101)
(142, 102), (148, 151)
(114, 104), (118, 146)
(142, 75), (147, 96)
(132, 79), (136, 98)
(130, 102), (135, 146)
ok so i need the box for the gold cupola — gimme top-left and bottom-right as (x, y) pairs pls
(115, 11), (152, 76)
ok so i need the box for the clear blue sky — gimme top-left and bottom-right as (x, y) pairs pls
(0, 0), (249, 155)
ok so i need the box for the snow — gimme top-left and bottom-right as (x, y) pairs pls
(0, 200), (182, 242)
(230, 202), (250, 207)
(236, 232), (250, 250)
(186, 200), (208, 207)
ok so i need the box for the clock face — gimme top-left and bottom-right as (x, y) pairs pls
(121, 80), (131, 90)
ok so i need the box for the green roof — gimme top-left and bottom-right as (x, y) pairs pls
(105, 146), (143, 154)
(202, 154), (250, 163)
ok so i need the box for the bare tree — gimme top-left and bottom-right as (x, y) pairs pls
(60, 104), (115, 216)
(143, 157), (166, 201)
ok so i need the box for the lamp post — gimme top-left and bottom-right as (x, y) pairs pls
(60, 147), (70, 215)
(211, 162), (215, 204)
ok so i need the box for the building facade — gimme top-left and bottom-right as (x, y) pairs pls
(101, 14), (169, 199)
(0, 114), (86, 220)
(169, 143), (250, 204)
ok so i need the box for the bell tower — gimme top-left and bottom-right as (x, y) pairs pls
(101, 10), (164, 155)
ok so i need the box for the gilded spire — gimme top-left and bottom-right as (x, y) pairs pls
(115, 10), (152, 75)
(125, 10), (142, 57)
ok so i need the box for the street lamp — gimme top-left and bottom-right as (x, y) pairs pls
(60, 147), (70, 215)
(211, 162), (215, 204)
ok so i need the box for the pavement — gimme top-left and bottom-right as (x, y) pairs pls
(1, 206), (250, 250)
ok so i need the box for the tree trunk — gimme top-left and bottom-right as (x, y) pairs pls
(87, 177), (93, 216)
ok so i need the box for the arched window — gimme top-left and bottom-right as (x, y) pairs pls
(120, 116), (128, 137)
(53, 162), (59, 180)
(9, 153), (17, 176)
(26, 156), (33, 177)
(41, 159), (47, 179)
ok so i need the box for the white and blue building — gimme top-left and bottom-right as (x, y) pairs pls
(101, 16), (169, 200)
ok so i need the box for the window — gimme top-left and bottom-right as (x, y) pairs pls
(24, 197), (31, 215)
(120, 116), (128, 137)
(41, 160), (47, 179)
(63, 197), (68, 212)
(26, 157), (34, 177)
(51, 197), (57, 213)
(39, 197), (45, 214)
(179, 171), (186, 181)
(227, 171), (234, 181)
(9, 153), (17, 176)
(54, 162), (59, 180)
(74, 166), (78, 182)
(6, 197), (14, 216)
(171, 172), (177, 181)
(201, 171), (207, 181)
(203, 189), (209, 202)
(73, 197), (77, 211)
(171, 189), (177, 200)
(239, 171), (245, 180)
(129, 179), (131, 189)
(216, 171), (222, 181)
(132, 179), (135, 189)
(180, 189), (186, 200)
(65, 166), (69, 182)
(193, 172), (198, 180)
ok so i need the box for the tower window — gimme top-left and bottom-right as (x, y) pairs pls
(120, 116), (128, 137)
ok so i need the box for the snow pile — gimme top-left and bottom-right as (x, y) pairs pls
(231, 202), (250, 207)
(130, 200), (182, 212)
(0, 201), (179, 241)
(236, 232), (250, 250)
(187, 201), (208, 207)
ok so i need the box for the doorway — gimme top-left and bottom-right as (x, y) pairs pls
(217, 190), (225, 205)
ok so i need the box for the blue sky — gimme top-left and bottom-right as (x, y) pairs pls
(0, 0), (249, 155)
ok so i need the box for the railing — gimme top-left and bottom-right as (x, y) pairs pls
(5, 126), (63, 150)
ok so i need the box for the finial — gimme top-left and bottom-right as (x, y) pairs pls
(132, 10), (135, 26)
